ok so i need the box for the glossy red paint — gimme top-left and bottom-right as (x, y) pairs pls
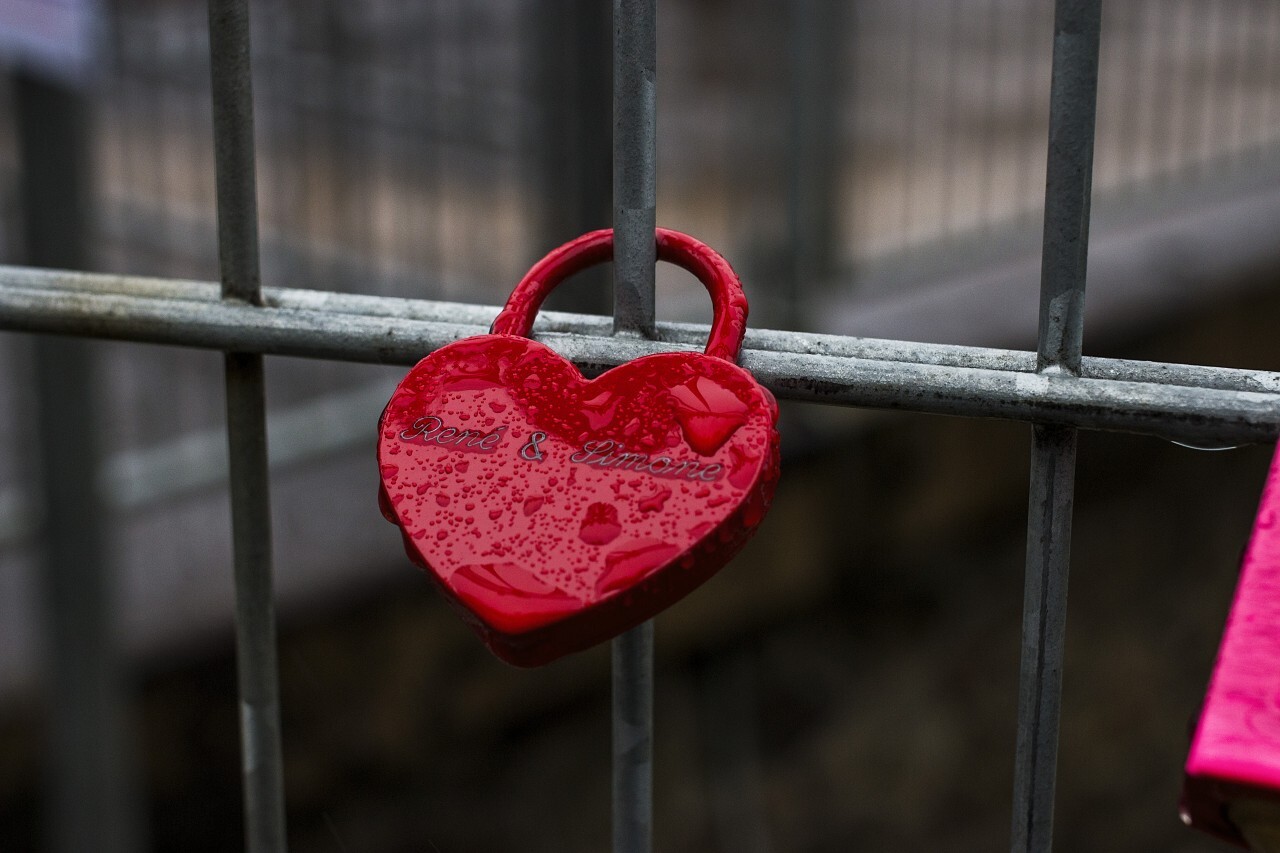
(378, 229), (780, 666)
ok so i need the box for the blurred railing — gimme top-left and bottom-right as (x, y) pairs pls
(5, 1), (1279, 324)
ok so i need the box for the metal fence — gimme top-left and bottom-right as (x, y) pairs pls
(7, 1), (1280, 312)
(5, 0), (1280, 562)
(2, 0), (1280, 852)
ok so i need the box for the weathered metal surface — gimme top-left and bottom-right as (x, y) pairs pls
(1013, 2), (1102, 852)
(1, 268), (1276, 445)
(208, 0), (288, 850)
(612, 0), (657, 341)
(613, 3), (658, 851)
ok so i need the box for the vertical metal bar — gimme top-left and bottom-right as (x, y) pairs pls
(14, 72), (143, 853)
(786, 0), (843, 328)
(533, 0), (613, 313)
(613, 0), (656, 337)
(978, 0), (1001, 222)
(612, 3), (656, 853)
(1012, 422), (1078, 853)
(210, 0), (263, 306)
(1169, 1), (1196, 176)
(222, 352), (285, 853)
(1015, 3), (1043, 220)
(613, 620), (655, 853)
(1265, 3), (1280, 145)
(901, 0), (920, 239)
(1011, 2), (1101, 853)
(207, 2), (288, 852)
(1034, 0), (1101, 378)
(939, 0), (960, 233)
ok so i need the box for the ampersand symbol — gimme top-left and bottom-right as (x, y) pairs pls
(520, 432), (547, 462)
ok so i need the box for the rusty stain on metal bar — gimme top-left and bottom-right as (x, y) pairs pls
(207, 0), (288, 850)
(1012, 2), (1102, 852)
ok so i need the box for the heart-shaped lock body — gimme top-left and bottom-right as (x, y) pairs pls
(378, 229), (780, 666)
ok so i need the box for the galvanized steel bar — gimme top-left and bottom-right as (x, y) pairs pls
(613, 0), (657, 338)
(612, 2), (656, 852)
(1035, 0), (1100, 377)
(207, 1), (288, 851)
(1, 272), (1278, 445)
(2, 264), (1279, 390)
(1012, 3), (1101, 853)
(209, 0), (262, 307)
(613, 620), (655, 853)
(1015, 423), (1077, 853)
(222, 352), (286, 853)
(533, 0), (613, 314)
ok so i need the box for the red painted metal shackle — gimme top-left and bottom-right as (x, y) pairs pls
(489, 227), (750, 362)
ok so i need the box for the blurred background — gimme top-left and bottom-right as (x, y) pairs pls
(2, 0), (1280, 850)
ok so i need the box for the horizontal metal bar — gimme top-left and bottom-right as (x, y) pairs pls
(1, 266), (1278, 445)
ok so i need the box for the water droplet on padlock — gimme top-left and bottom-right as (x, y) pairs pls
(727, 445), (760, 490)
(670, 377), (750, 456)
(579, 502), (622, 546)
(637, 487), (671, 513)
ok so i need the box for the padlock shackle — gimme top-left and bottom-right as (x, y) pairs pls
(490, 228), (749, 362)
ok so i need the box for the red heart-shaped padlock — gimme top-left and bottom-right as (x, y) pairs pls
(378, 229), (780, 666)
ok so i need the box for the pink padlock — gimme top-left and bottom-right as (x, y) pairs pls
(1183, 444), (1280, 848)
